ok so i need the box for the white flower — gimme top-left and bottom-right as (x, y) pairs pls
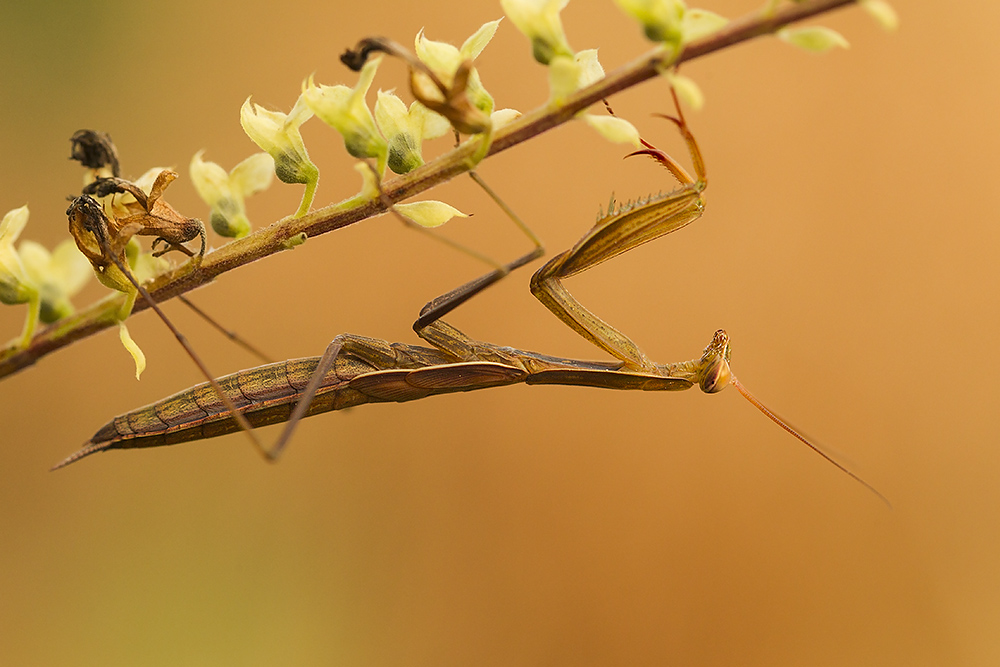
(0, 206), (92, 349)
(501, 0), (574, 64)
(240, 94), (318, 217)
(0, 205), (40, 349)
(0, 206), (35, 307)
(548, 49), (604, 103)
(614, 0), (686, 46)
(19, 239), (91, 323)
(303, 57), (387, 173)
(414, 20), (500, 118)
(374, 90), (450, 174)
(190, 151), (274, 238)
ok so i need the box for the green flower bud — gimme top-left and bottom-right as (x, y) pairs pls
(614, 0), (686, 48)
(501, 0), (575, 65)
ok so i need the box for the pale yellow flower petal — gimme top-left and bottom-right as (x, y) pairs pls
(665, 71), (704, 111)
(0, 206), (36, 306)
(353, 162), (381, 201)
(415, 29), (462, 84)
(575, 49), (605, 89)
(415, 103), (451, 141)
(460, 19), (502, 60)
(119, 321), (147, 380)
(18, 239), (90, 322)
(394, 200), (469, 228)
(374, 90), (410, 139)
(491, 108), (521, 128)
(0, 205), (29, 245)
(229, 153), (275, 197)
(681, 9), (728, 43)
(189, 151), (231, 206)
(15, 241), (49, 285)
(548, 54), (581, 103)
(778, 26), (850, 53)
(48, 239), (92, 296)
(581, 115), (642, 147)
(303, 59), (387, 165)
(860, 0), (898, 31)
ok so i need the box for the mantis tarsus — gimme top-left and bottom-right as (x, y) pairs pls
(53, 91), (888, 506)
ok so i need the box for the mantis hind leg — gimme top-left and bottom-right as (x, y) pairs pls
(268, 332), (460, 460)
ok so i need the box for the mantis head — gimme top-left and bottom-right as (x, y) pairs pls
(696, 329), (732, 393)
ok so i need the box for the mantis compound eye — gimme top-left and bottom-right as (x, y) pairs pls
(699, 354), (732, 393)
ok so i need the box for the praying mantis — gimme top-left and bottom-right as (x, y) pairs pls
(52, 90), (887, 505)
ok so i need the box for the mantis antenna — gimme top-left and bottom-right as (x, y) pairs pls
(730, 376), (890, 506)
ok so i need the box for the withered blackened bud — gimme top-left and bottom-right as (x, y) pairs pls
(70, 130), (121, 177)
(340, 37), (395, 71)
(66, 195), (109, 240)
(81, 178), (121, 199)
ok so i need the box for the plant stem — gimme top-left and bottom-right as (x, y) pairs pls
(0, 0), (856, 380)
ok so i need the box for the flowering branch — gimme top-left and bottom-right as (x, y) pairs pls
(0, 0), (858, 380)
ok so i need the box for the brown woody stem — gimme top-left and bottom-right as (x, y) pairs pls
(0, 0), (855, 380)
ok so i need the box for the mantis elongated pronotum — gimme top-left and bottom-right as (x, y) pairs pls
(53, 91), (887, 505)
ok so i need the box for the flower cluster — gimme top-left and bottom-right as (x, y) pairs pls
(0, 206), (90, 351)
(0, 0), (899, 381)
(239, 21), (523, 228)
(501, 0), (643, 144)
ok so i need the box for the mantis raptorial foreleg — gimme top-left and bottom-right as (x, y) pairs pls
(530, 94), (707, 372)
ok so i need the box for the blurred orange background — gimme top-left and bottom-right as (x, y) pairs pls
(0, 1), (994, 664)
